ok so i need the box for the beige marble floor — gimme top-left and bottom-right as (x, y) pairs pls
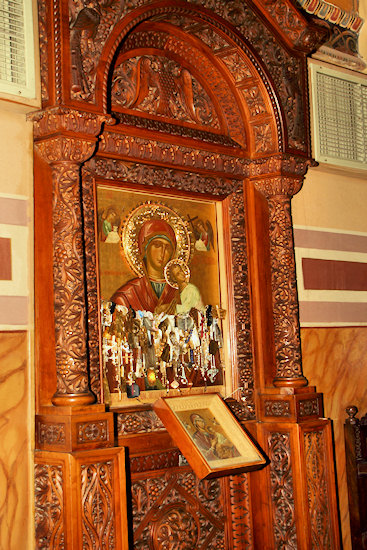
(301, 326), (367, 550)
(0, 331), (32, 550)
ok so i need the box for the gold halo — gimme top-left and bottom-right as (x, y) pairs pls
(164, 259), (190, 289)
(121, 202), (193, 277)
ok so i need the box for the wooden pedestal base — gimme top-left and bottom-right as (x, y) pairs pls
(247, 389), (341, 549)
(35, 447), (128, 549)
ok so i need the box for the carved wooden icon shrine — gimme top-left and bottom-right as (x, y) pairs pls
(33, 0), (342, 548)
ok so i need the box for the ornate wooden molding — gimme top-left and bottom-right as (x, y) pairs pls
(98, 130), (247, 176)
(115, 25), (248, 147)
(228, 474), (253, 548)
(117, 409), (165, 436)
(264, 400), (291, 418)
(91, 157), (239, 195)
(248, 154), (313, 178)
(229, 187), (255, 416)
(259, 391), (324, 422)
(31, 107), (111, 138)
(35, 411), (114, 452)
(130, 450), (181, 474)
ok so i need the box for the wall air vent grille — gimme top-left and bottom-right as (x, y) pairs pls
(310, 63), (367, 171)
(0, 0), (35, 98)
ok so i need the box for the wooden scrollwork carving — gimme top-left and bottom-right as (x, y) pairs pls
(35, 463), (65, 549)
(268, 432), (297, 547)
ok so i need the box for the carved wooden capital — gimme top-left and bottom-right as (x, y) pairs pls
(253, 176), (303, 199)
(249, 154), (312, 197)
(35, 137), (97, 166)
(30, 107), (112, 165)
(30, 106), (112, 140)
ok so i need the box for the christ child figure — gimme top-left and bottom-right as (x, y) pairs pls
(164, 259), (204, 314)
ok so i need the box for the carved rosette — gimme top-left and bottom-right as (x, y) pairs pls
(38, 422), (66, 446)
(153, 504), (200, 549)
(299, 398), (320, 417)
(254, 167), (307, 388)
(77, 420), (109, 444)
(35, 463), (65, 549)
(265, 400), (291, 417)
(30, 108), (109, 405)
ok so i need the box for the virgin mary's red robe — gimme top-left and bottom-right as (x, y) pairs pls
(111, 276), (177, 312)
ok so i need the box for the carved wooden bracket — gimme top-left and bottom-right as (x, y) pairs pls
(30, 108), (111, 406)
(251, 155), (312, 388)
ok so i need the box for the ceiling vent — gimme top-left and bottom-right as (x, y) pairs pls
(309, 62), (367, 171)
(0, 0), (35, 98)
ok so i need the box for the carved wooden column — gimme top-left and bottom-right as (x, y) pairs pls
(247, 156), (341, 549)
(251, 157), (308, 389)
(31, 107), (108, 406)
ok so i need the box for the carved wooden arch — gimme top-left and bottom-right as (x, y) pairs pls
(95, 1), (284, 153)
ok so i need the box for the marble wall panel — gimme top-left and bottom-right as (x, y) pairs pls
(301, 326), (367, 550)
(0, 331), (32, 549)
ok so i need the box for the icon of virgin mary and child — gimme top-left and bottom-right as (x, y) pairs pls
(110, 204), (204, 315)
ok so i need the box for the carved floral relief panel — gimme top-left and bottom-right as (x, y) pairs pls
(111, 55), (220, 128)
(131, 470), (226, 549)
(35, 463), (65, 549)
(268, 432), (298, 548)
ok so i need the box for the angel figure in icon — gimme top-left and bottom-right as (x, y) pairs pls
(189, 216), (214, 252)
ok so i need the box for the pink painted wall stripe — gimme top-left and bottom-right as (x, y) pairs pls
(0, 197), (28, 226)
(299, 301), (367, 325)
(294, 228), (367, 253)
(302, 258), (367, 291)
(0, 296), (28, 325)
